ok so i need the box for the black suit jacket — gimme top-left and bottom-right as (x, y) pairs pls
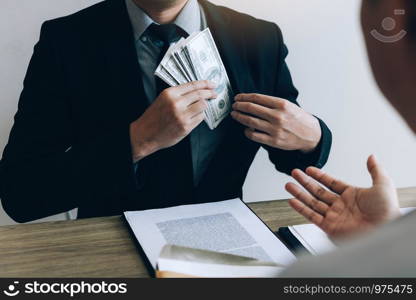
(0, 0), (332, 223)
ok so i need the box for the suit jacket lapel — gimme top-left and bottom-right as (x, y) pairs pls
(101, 0), (148, 124)
(198, 0), (254, 137)
(199, 0), (252, 96)
(194, 0), (255, 192)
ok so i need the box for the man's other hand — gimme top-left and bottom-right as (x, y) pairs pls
(130, 80), (217, 162)
(231, 93), (321, 153)
(285, 155), (400, 239)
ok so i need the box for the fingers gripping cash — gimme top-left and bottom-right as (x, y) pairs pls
(154, 28), (233, 130)
(130, 28), (233, 163)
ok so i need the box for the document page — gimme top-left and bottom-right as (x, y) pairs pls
(401, 207), (416, 215)
(289, 224), (336, 255)
(124, 199), (296, 269)
(157, 245), (286, 278)
(288, 207), (416, 255)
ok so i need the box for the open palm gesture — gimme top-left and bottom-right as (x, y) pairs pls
(285, 155), (400, 239)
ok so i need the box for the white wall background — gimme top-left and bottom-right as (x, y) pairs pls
(0, 0), (415, 225)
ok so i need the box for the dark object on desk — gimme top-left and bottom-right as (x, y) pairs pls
(276, 227), (309, 254)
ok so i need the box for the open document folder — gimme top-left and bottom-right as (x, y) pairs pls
(124, 199), (296, 277)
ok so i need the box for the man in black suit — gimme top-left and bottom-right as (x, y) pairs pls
(0, 0), (331, 223)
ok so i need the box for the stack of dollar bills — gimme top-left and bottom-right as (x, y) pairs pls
(155, 28), (233, 130)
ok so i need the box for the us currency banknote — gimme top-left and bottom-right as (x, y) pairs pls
(184, 29), (232, 129)
(155, 28), (232, 130)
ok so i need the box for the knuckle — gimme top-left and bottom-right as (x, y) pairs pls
(245, 130), (254, 139)
(247, 118), (255, 127)
(162, 88), (174, 98)
(206, 91), (214, 100)
(273, 114), (282, 124)
(187, 82), (195, 91)
(179, 128), (187, 136)
(294, 191), (303, 200)
(200, 101), (207, 111)
(316, 187), (326, 198)
(252, 94), (260, 102)
(304, 179), (313, 189)
(178, 122), (188, 134)
(246, 102), (254, 111)
(183, 118), (192, 128)
(196, 113), (205, 122)
(279, 100), (288, 110)
(191, 81), (200, 90)
(299, 206), (308, 217)
(189, 118), (198, 130)
(173, 114), (181, 125)
(173, 109), (183, 121)
(197, 114), (205, 124)
(160, 89), (168, 99)
(272, 138), (281, 147)
(292, 189), (301, 199)
(234, 112), (241, 120)
(169, 100), (179, 111)
(316, 172), (326, 182)
(329, 179), (337, 189)
(197, 90), (204, 99)
(276, 128), (285, 136)
(269, 131), (278, 141)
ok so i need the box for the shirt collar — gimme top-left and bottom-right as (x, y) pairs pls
(125, 0), (202, 42)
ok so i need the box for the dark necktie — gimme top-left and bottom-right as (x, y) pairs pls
(141, 24), (195, 208)
(146, 24), (187, 92)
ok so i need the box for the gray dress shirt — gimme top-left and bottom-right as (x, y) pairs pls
(125, 0), (226, 186)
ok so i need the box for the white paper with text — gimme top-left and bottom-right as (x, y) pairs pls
(124, 199), (296, 269)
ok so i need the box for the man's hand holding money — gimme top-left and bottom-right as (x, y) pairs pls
(130, 80), (217, 163)
(231, 93), (321, 153)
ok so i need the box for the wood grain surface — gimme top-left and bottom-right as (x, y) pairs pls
(0, 187), (415, 278)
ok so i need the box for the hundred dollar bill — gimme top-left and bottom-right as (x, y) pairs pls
(154, 28), (232, 129)
(156, 52), (208, 125)
(184, 28), (232, 129)
(155, 39), (189, 86)
(157, 66), (179, 87)
(171, 36), (197, 82)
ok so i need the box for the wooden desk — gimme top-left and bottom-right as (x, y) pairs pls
(1, 187), (415, 278)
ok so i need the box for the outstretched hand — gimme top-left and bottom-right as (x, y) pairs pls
(285, 155), (400, 239)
